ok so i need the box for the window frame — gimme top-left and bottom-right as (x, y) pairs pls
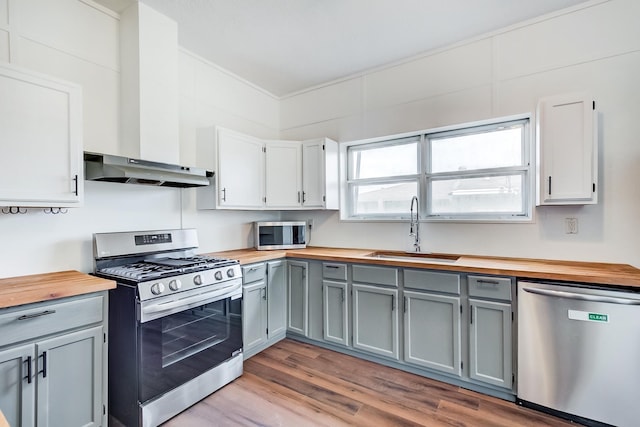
(340, 114), (533, 223)
(345, 135), (421, 219)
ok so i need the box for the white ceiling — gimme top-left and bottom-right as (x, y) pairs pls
(106, 0), (592, 97)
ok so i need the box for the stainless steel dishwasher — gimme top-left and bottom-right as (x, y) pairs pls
(517, 280), (640, 427)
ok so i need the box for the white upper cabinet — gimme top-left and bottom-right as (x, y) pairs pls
(536, 93), (597, 205)
(197, 127), (265, 209)
(302, 138), (339, 209)
(265, 141), (302, 208)
(197, 127), (339, 211)
(0, 62), (83, 208)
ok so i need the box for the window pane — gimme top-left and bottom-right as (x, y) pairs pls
(353, 182), (418, 215)
(349, 141), (418, 179)
(430, 175), (523, 215)
(430, 125), (523, 173)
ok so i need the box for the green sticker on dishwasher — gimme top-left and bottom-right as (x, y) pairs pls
(568, 310), (609, 323)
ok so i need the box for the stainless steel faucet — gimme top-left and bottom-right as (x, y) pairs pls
(409, 195), (420, 252)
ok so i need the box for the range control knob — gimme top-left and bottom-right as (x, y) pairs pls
(150, 282), (165, 295)
(226, 268), (235, 278)
(193, 275), (203, 286)
(168, 279), (182, 291)
(214, 271), (223, 281)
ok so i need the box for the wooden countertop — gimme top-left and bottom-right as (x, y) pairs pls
(207, 247), (640, 289)
(0, 270), (116, 309)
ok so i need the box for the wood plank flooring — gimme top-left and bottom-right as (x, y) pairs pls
(162, 339), (577, 427)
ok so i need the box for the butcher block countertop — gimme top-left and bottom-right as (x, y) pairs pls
(209, 247), (640, 289)
(0, 270), (116, 309)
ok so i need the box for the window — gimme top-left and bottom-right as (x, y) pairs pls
(347, 137), (419, 218)
(343, 116), (532, 221)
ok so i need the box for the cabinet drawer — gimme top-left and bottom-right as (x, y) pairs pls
(468, 276), (512, 301)
(353, 265), (398, 287)
(242, 263), (266, 284)
(404, 269), (461, 295)
(0, 294), (104, 348)
(322, 263), (347, 281)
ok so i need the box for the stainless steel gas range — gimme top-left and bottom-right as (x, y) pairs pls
(93, 229), (243, 427)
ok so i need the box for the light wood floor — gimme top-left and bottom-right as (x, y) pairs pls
(162, 339), (576, 427)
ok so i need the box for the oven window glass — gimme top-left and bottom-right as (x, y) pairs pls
(138, 296), (242, 402)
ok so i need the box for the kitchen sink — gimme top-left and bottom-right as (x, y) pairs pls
(367, 251), (460, 264)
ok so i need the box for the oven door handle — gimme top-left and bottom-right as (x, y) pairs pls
(143, 281), (241, 316)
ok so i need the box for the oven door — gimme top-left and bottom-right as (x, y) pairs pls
(137, 285), (242, 403)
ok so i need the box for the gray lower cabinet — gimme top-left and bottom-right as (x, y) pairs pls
(322, 280), (348, 346)
(404, 290), (462, 376)
(242, 260), (287, 358)
(287, 260), (309, 336)
(469, 299), (512, 389)
(467, 275), (513, 390)
(352, 283), (399, 360)
(243, 280), (268, 353)
(267, 260), (287, 338)
(0, 293), (106, 427)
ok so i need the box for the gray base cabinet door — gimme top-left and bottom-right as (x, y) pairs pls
(267, 260), (287, 337)
(36, 325), (103, 427)
(322, 280), (348, 346)
(287, 261), (309, 336)
(404, 291), (462, 376)
(243, 281), (268, 352)
(0, 343), (35, 427)
(352, 284), (399, 360)
(469, 299), (512, 389)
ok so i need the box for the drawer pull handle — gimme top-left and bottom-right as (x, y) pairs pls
(325, 265), (340, 269)
(17, 310), (56, 320)
(476, 279), (500, 286)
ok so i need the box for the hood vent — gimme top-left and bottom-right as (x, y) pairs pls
(84, 152), (211, 188)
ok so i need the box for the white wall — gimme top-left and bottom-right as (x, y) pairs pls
(280, 0), (640, 266)
(0, 0), (279, 277)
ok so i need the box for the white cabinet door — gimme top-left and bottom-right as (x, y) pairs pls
(537, 93), (597, 205)
(265, 141), (302, 208)
(0, 343), (35, 427)
(302, 138), (339, 209)
(36, 326), (103, 427)
(0, 63), (83, 207)
(217, 128), (265, 208)
(352, 283), (399, 360)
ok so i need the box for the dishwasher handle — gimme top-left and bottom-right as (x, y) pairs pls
(522, 286), (640, 305)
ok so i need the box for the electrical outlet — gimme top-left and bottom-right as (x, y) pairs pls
(565, 217), (578, 234)
(307, 218), (314, 229)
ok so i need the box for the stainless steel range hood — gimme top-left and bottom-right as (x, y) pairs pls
(84, 152), (211, 188)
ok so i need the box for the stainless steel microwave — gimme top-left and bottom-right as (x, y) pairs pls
(254, 221), (307, 250)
